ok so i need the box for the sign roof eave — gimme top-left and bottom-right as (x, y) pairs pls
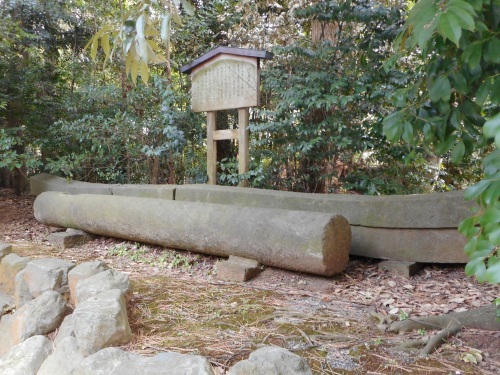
(180, 46), (273, 75)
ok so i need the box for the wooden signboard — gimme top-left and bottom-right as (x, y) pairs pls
(181, 47), (273, 186)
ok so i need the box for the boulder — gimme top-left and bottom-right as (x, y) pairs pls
(73, 289), (132, 356)
(54, 314), (76, 346)
(0, 335), (52, 375)
(228, 346), (312, 375)
(0, 253), (30, 294)
(22, 258), (75, 300)
(74, 269), (132, 306)
(68, 261), (109, 305)
(37, 336), (84, 375)
(72, 347), (214, 375)
(14, 269), (32, 308)
(6, 290), (68, 352)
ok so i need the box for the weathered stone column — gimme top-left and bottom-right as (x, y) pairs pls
(34, 192), (351, 276)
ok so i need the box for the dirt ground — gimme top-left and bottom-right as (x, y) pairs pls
(1, 187), (499, 374)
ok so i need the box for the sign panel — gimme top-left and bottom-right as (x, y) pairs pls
(191, 55), (259, 112)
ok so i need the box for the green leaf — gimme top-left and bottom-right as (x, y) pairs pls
(90, 39), (98, 61)
(448, 0), (476, 14)
(180, 0), (196, 16)
(485, 38), (500, 64)
(451, 139), (466, 163)
(447, 6), (476, 31)
(435, 135), (457, 154)
(484, 113), (500, 139)
(490, 77), (500, 105)
(438, 12), (462, 47)
(469, 0), (483, 11)
(488, 226), (500, 246)
(383, 112), (403, 142)
(465, 257), (487, 281)
(450, 108), (462, 129)
(450, 72), (468, 94)
(429, 76), (452, 102)
(464, 236), (477, 256)
(407, 0), (440, 48)
(464, 179), (491, 200)
(101, 33), (110, 59)
(401, 122), (413, 143)
(485, 261), (500, 284)
(476, 79), (491, 106)
(161, 14), (171, 46)
(462, 42), (482, 68)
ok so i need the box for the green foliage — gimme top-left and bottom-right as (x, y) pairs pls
(250, 0), (449, 194)
(384, 0), (500, 284)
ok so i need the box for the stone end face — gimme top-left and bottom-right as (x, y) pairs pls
(321, 215), (351, 276)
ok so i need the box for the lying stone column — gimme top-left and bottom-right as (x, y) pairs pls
(34, 192), (351, 276)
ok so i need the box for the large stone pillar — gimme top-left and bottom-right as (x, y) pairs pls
(34, 192), (350, 276)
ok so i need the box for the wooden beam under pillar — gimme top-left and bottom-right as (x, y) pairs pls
(238, 108), (250, 187)
(207, 111), (217, 185)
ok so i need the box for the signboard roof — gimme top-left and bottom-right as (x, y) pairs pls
(180, 46), (273, 75)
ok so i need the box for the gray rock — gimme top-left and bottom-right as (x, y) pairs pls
(0, 253), (30, 295)
(74, 269), (131, 305)
(9, 290), (68, 347)
(54, 314), (75, 346)
(0, 335), (52, 375)
(14, 269), (33, 308)
(0, 314), (14, 355)
(37, 336), (84, 375)
(228, 346), (312, 375)
(23, 258), (75, 300)
(0, 243), (12, 261)
(0, 292), (14, 317)
(73, 289), (132, 356)
(71, 347), (214, 375)
(68, 261), (109, 305)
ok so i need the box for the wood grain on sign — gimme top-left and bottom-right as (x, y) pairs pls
(191, 55), (259, 112)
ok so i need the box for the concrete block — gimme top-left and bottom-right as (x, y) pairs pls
(378, 261), (423, 278)
(217, 256), (262, 282)
(47, 229), (90, 249)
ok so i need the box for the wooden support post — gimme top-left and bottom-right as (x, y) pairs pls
(238, 108), (250, 187)
(207, 111), (217, 185)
